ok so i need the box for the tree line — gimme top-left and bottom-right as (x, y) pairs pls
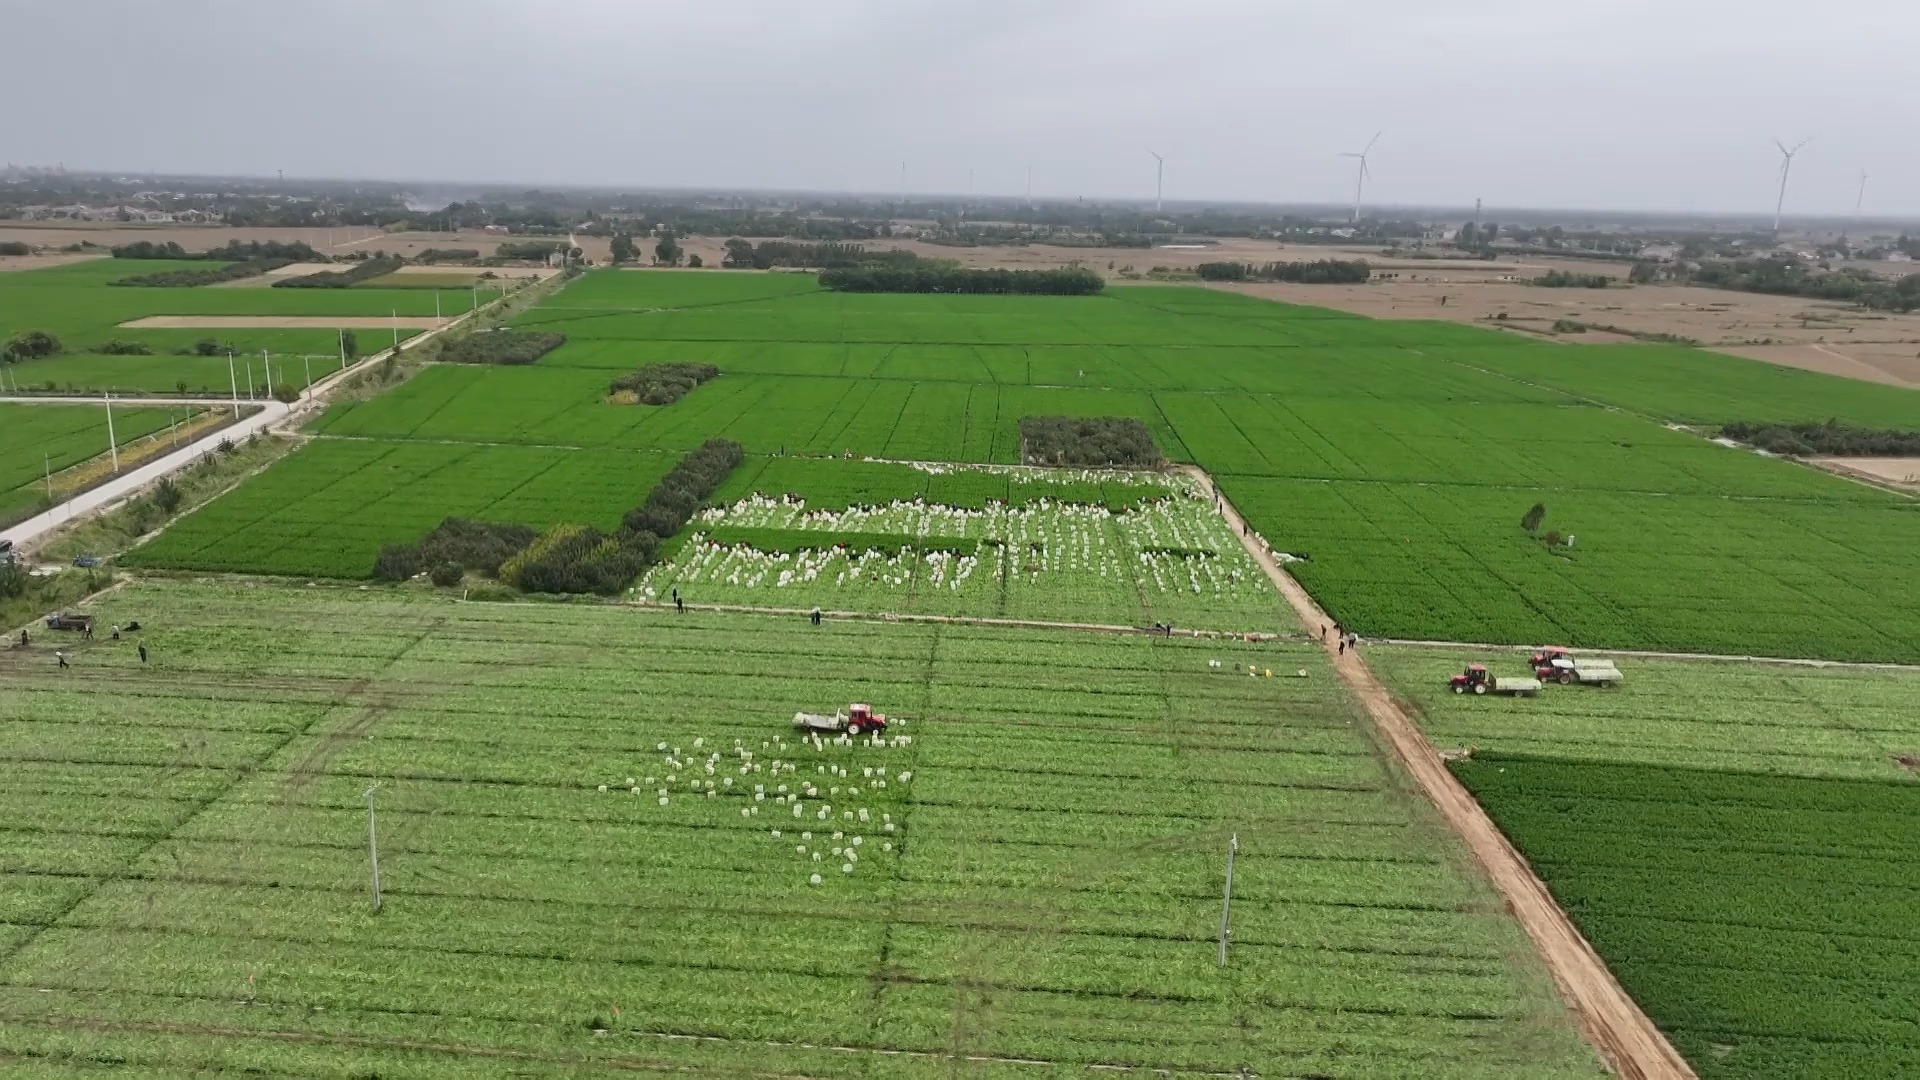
(720, 239), (920, 270)
(819, 266), (1104, 295)
(1686, 257), (1920, 312)
(112, 257), (296, 287)
(1721, 420), (1920, 457)
(1194, 259), (1371, 284)
(1531, 269), (1614, 289)
(110, 239), (320, 262)
(273, 256), (402, 288)
(373, 439), (745, 595)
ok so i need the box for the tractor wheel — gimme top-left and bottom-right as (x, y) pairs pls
(846, 723), (862, 736)
(1558, 672), (1573, 685)
(1451, 683), (1465, 695)
(1472, 682), (1487, 695)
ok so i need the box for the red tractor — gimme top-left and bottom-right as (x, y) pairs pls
(792, 703), (890, 736)
(1448, 663), (1542, 696)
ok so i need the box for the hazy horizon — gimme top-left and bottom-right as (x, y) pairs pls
(4, 0), (1915, 216)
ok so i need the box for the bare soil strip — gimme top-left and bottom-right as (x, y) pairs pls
(1180, 466), (1694, 1080)
(119, 315), (449, 330)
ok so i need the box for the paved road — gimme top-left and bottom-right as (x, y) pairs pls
(1, 401), (288, 552)
(3, 281), (511, 555)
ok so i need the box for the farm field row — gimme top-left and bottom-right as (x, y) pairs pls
(644, 468), (1290, 631)
(138, 270), (1920, 661)
(1379, 647), (1920, 1078)
(0, 402), (185, 526)
(0, 582), (1602, 1077)
(0, 258), (462, 391)
(124, 439), (678, 579)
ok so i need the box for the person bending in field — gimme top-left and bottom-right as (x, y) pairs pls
(139, 644), (149, 665)
(56, 650), (69, 670)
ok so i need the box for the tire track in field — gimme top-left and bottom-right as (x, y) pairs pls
(1184, 464), (1696, 1080)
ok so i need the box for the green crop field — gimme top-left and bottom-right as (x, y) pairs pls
(124, 439), (678, 579)
(1377, 647), (1920, 1078)
(0, 259), (456, 392)
(0, 581), (1600, 1077)
(646, 462), (1291, 631)
(0, 402), (183, 525)
(144, 269), (1920, 660)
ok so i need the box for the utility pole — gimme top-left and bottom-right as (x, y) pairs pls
(392, 309), (399, 349)
(227, 351), (239, 418)
(245, 357), (255, 402)
(44, 453), (53, 501)
(262, 350), (272, 398)
(103, 392), (119, 473)
(363, 784), (383, 912)
(303, 355), (313, 397)
(1217, 832), (1238, 966)
(167, 411), (178, 446)
(434, 291), (441, 322)
(338, 328), (348, 374)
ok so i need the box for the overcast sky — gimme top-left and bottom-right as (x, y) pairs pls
(5, 0), (1915, 215)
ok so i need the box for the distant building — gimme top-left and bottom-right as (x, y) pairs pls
(1639, 243), (1681, 262)
(1886, 251), (1912, 263)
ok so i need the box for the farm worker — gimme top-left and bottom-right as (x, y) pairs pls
(810, 607), (822, 626)
(671, 587), (679, 605)
(111, 624), (121, 641)
(1320, 624), (1327, 642)
(56, 650), (69, 670)
(676, 596), (685, 614)
(17, 629), (26, 648)
(1337, 637), (1346, 656)
(139, 644), (149, 665)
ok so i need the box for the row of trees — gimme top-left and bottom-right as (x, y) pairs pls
(372, 439), (745, 595)
(1531, 269), (1614, 289)
(820, 266), (1104, 295)
(110, 239), (320, 262)
(1721, 420), (1920, 457)
(273, 256), (401, 288)
(1194, 259), (1372, 284)
(1687, 257), (1920, 312)
(720, 239), (919, 270)
(112, 257), (296, 287)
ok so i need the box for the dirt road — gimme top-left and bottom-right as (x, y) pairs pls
(1181, 467), (1693, 1080)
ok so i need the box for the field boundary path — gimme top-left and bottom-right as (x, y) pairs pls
(1180, 466), (1695, 1080)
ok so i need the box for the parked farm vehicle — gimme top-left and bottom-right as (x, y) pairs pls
(793, 702), (890, 735)
(44, 612), (93, 633)
(1529, 648), (1623, 687)
(1449, 663), (1541, 696)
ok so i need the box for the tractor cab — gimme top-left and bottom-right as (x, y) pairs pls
(1529, 646), (1571, 674)
(845, 703), (887, 736)
(1449, 664), (1492, 693)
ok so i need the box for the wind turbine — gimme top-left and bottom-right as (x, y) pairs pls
(1772, 137), (1811, 236)
(1339, 132), (1380, 225)
(1148, 150), (1164, 213)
